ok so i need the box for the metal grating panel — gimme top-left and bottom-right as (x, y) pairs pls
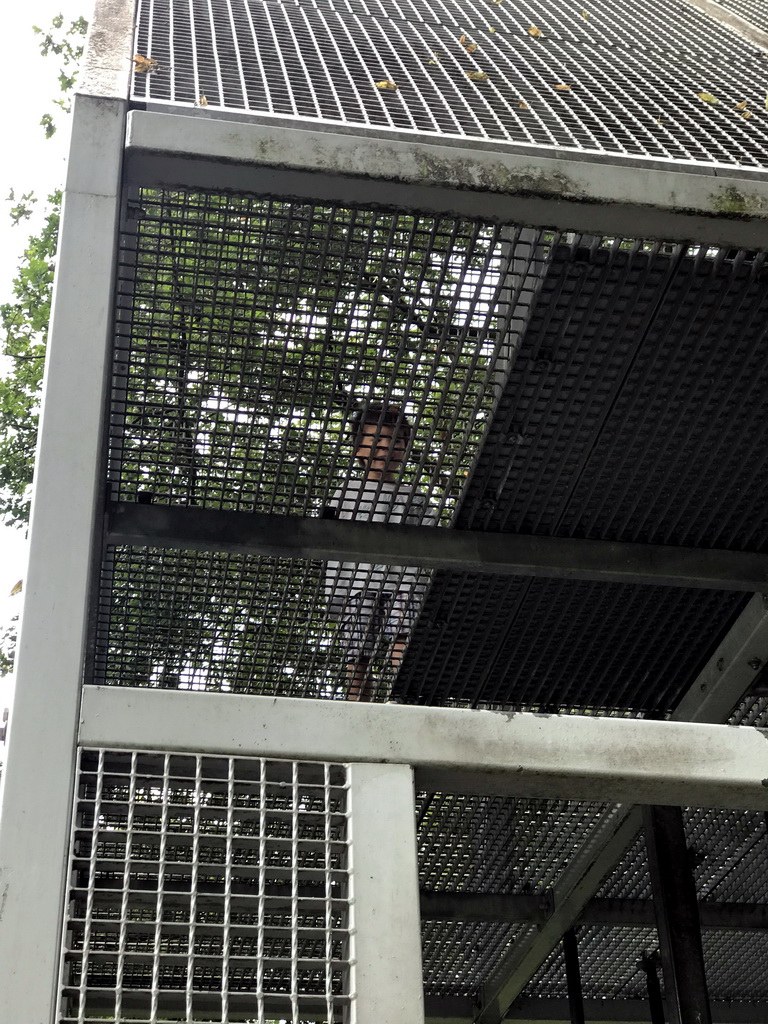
(417, 792), (612, 992)
(716, 0), (768, 32)
(396, 239), (768, 710)
(422, 920), (533, 995)
(524, 926), (768, 1001)
(96, 547), (435, 700)
(60, 750), (349, 1023)
(112, 190), (532, 517)
(132, 0), (768, 167)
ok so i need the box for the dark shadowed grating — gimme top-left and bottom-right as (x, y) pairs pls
(132, 0), (768, 166)
(99, 186), (768, 715)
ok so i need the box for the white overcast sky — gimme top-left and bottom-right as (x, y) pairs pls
(0, 0), (95, 714)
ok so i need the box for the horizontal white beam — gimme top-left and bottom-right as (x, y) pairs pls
(125, 109), (768, 248)
(80, 687), (768, 810)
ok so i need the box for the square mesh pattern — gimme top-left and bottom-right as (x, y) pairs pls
(60, 750), (349, 1023)
(716, 0), (768, 32)
(131, 0), (768, 166)
(524, 926), (768, 1001)
(112, 190), (533, 518)
(96, 547), (434, 700)
(417, 792), (612, 992)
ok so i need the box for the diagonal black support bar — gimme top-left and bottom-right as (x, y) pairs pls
(107, 502), (768, 591)
(563, 929), (586, 1024)
(640, 953), (666, 1024)
(643, 806), (712, 1024)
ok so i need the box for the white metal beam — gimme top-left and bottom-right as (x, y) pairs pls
(347, 763), (425, 1023)
(79, 687), (768, 810)
(125, 109), (768, 249)
(0, 2), (134, 1021)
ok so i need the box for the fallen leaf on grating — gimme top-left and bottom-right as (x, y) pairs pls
(554, 83), (571, 90)
(735, 99), (748, 109)
(740, 110), (753, 118)
(133, 54), (159, 73)
(10, 580), (22, 596)
(581, 9), (589, 16)
(459, 35), (479, 52)
(518, 100), (529, 108)
(527, 25), (544, 37)
(375, 79), (399, 90)
(466, 70), (489, 80)
(697, 91), (718, 104)
(488, 26), (497, 32)
(196, 93), (208, 106)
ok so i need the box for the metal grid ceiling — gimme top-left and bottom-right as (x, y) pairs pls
(60, 750), (349, 1023)
(131, 0), (768, 167)
(102, 189), (768, 712)
(417, 792), (611, 994)
(112, 190), (525, 517)
(522, 695), (768, 1003)
(397, 238), (768, 710)
(716, 0), (768, 32)
(523, 927), (768, 1002)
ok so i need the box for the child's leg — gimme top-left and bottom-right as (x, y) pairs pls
(347, 657), (374, 701)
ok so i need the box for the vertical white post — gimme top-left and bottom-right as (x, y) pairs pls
(347, 762), (425, 1024)
(0, 4), (134, 1022)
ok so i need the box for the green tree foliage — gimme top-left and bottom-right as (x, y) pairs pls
(33, 13), (88, 137)
(0, 191), (60, 526)
(104, 192), (512, 696)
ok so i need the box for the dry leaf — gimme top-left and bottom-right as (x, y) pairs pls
(466, 70), (489, 81)
(581, 9), (589, 16)
(554, 83), (571, 91)
(527, 25), (544, 37)
(375, 79), (399, 90)
(459, 34), (467, 43)
(10, 580), (22, 596)
(735, 99), (748, 110)
(458, 34), (478, 52)
(197, 93), (208, 106)
(488, 26), (497, 32)
(133, 54), (159, 73)
(656, 118), (663, 125)
(518, 100), (529, 109)
(697, 92), (718, 104)
(765, 92), (768, 109)
(489, 0), (504, 5)
(741, 110), (753, 118)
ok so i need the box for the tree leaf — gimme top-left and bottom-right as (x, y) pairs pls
(9, 581), (22, 597)
(581, 9), (589, 17)
(518, 100), (529, 109)
(740, 110), (753, 119)
(696, 92), (718, 104)
(375, 80), (398, 90)
(554, 83), (571, 91)
(466, 71), (489, 80)
(735, 100), (748, 110)
(527, 25), (544, 37)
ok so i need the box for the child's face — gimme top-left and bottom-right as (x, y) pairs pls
(356, 422), (407, 474)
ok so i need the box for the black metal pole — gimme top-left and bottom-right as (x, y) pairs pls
(643, 805), (712, 1024)
(563, 928), (586, 1024)
(640, 952), (666, 1024)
